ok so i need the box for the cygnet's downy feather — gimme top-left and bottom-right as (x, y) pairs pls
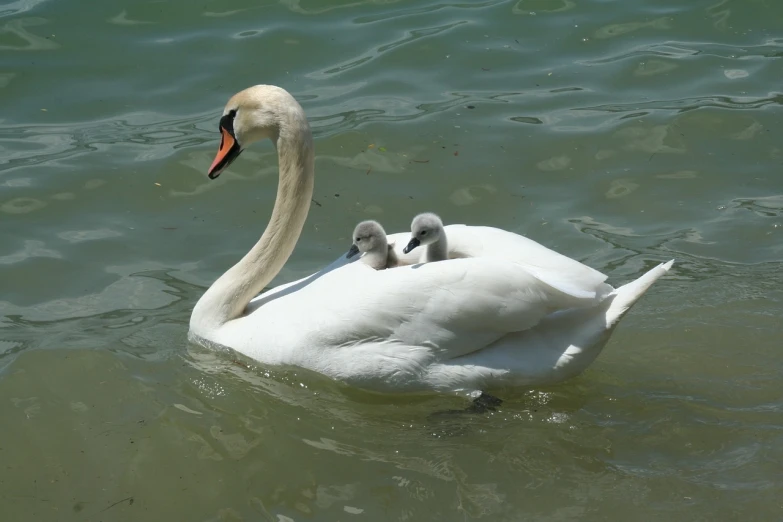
(403, 212), (448, 262)
(346, 220), (398, 270)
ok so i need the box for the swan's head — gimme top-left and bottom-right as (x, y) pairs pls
(208, 85), (305, 179)
(346, 220), (388, 259)
(403, 213), (444, 254)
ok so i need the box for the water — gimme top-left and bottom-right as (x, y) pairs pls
(2, 0), (782, 519)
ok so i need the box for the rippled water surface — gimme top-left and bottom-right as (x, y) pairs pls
(2, 0), (782, 520)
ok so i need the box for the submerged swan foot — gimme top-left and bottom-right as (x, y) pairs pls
(469, 391), (503, 412)
(428, 392), (503, 419)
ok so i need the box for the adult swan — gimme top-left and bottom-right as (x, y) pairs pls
(189, 84), (673, 395)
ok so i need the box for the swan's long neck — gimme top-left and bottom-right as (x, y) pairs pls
(192, 117), (314, 329)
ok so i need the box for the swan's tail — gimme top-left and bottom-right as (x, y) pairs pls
(605, 260), (674, 328)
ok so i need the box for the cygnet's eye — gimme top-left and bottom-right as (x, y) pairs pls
(420, 230), (428, 236)
(355, 237), (361, 242)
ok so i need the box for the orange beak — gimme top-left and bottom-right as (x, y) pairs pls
(208, 127), (236, 178)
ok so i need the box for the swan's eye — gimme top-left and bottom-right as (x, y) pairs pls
(420, 230), (428, 236)
(219, 110), (238, 134)
(355, 237), (361, 242)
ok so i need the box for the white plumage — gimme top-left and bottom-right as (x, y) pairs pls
(189, 84), (673, 394)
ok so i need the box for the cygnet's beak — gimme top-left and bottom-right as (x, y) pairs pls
(346, 244), (360, 259)
(208, 126), (243, 179)
(402, 237), (420, 254)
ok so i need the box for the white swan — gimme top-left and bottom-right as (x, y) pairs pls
(189, 84), (674, 394)
(346, 220), (398, 270)
(403, 212), (448, 262)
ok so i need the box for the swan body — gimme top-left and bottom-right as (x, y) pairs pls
(346, 220), (398, 270)
(189, 84), (673, 394)
(403, 212), (448, 262)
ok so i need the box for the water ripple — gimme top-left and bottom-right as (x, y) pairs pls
(0, 86), (539, 178)
(308, 20), (468, 79)
(0, 0), (50, 19)
(353, 0), (502, 24)
(575, 93), (783, 116)
(305, 90), (523, 138)
(568, 214), (783, 281)
(107, 10), (156, 26)
(730, 195), (783, 218)
(0, 17), (59, 51)
(511, 0), (576, 15)
(593, 16), (672, 40)
(0, 111), (216, 174)
(280, 0), (405, 16)
(0, 269), (199, 369)
(581, 38), (783, 66)
(0, 86), (530, 177)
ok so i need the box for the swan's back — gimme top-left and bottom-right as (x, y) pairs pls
(224, 255), (605, 365)
(387, 224), (611, 299)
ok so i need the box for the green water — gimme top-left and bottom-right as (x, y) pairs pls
(2, 0), (782, 519)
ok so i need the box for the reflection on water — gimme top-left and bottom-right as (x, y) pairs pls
(1, 0), (783, 519)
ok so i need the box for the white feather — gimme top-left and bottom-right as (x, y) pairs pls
(189, 85), (673, 394)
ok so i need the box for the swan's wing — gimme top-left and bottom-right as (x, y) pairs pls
(386, 225), (611, 299)
(266, 257), (605, 362)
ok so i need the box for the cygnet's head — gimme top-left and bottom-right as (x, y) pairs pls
(208, 85), (307, 179)
(403, 212), (445, 254)
(346, 220), (388, 259)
